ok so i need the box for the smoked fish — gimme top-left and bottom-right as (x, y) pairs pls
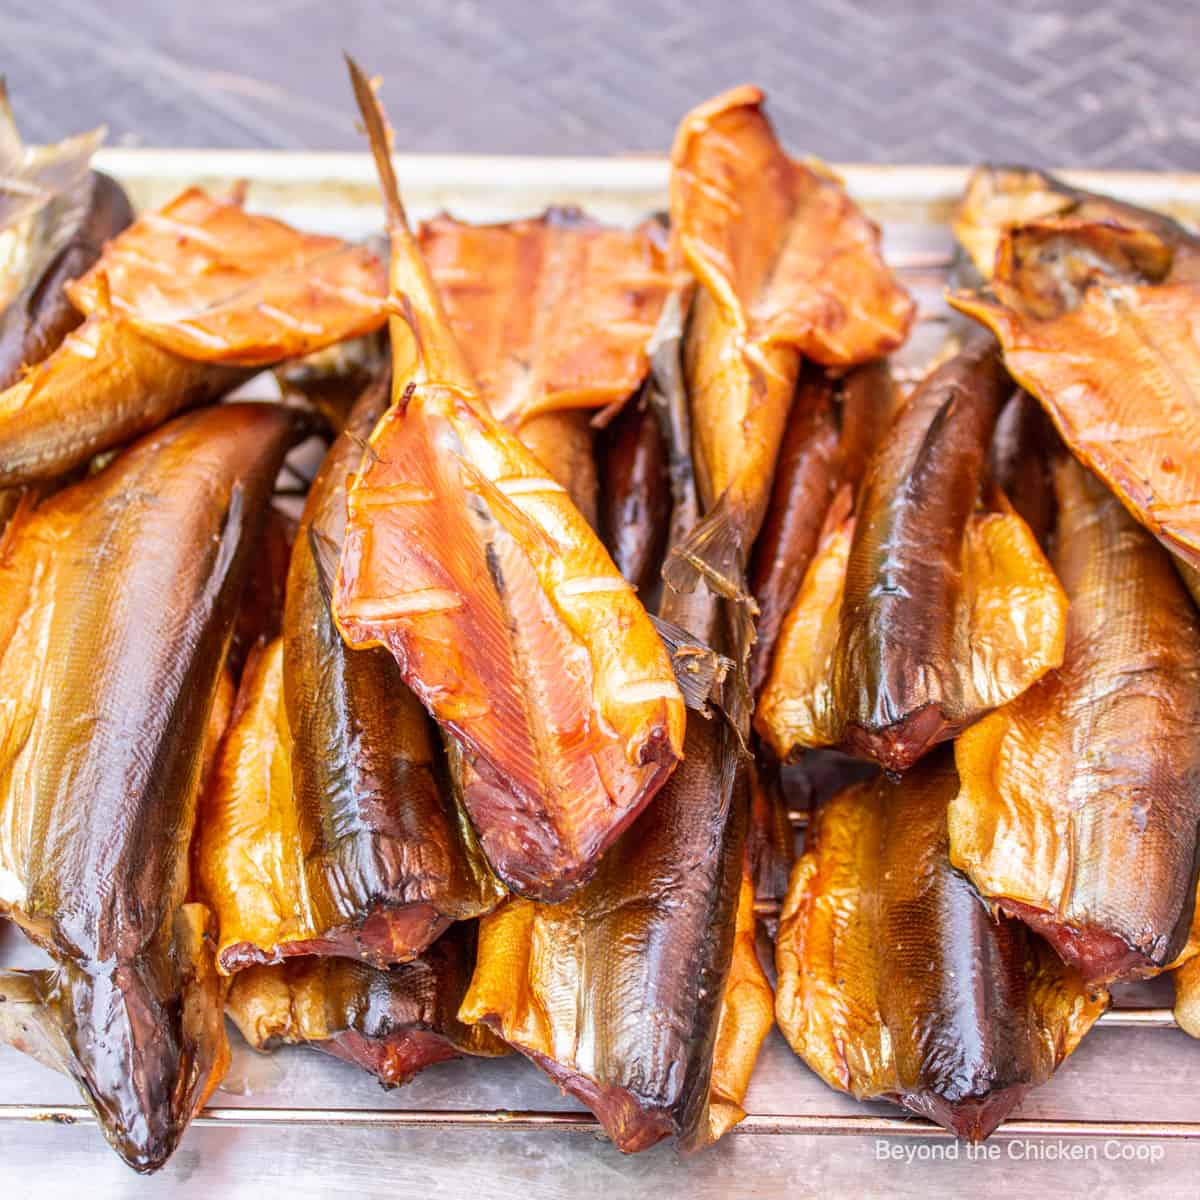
(0, 402), (306, 1171)
(226, 925), (507, 1087)
(664, 85), (913, 596)
(776, 754), (1108, 1140)
(0, 170), (133, 389)
(199, 381), (504, 972)
(333, 61), (684, 900)
(951, 177), (1200, 571)
(756, 337), (1067, 770)
(952, 457), (1200, 983)
(0, 186), (387, 486)
(459, 281), (761, 1154)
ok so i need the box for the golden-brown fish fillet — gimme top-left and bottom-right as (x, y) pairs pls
(776, 755), (1108, 1140)
(332, 61), (684, 900)
(952, 457), (1200, 984)
(664, 85), (913, 595)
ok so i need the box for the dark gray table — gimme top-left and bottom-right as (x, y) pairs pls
(3, 0), (1195, 167)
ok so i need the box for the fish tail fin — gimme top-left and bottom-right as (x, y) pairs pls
(0, 905), (228, 1173)
(662, 487), (752, 602)
(344, 55), (408, 234)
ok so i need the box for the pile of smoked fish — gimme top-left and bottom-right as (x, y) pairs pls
(2, 60), (1200, 1174)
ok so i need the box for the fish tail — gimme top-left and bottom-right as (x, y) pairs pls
(662, 487), (753, 602)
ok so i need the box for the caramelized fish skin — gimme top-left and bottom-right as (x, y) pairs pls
(335, 61), (684, 900)
(775, 756), (1107, 1140)
(666, 86), (913, 591)
(0, 171), (133, 389)
(988, 389), (1057, 545)
(599, 394), (670, 592)
(0, 316), (242, 487)
(282, 380), (502, 963)
(0, 403), (305, 1171)
(952, 458), (1200, 983)
(515, 407), (599, 527)
(227, 925), (507, 1086)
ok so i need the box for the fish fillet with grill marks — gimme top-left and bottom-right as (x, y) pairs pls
(333, 60), (685, 900)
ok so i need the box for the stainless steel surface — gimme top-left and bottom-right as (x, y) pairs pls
(4, 151), (1200, 1197)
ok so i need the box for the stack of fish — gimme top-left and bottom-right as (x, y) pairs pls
(1, 60), (1198, 1175)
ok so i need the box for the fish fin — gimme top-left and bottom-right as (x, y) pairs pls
(650, 613), (732, 715)
(0, 968), (71, 1075)
(307, 522), (341, 608)
(662, 486), (754, 602)
(344, 55), (407, 233)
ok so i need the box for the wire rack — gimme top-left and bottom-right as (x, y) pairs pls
(1, 152), (1198, 1149)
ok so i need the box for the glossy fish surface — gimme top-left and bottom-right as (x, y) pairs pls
(776, 754), (1108, 1140)
(756, 338), (1067, 771)
(664, 85), (913, 594)
(952, 457), (1200, 983)
(0, 170), (133, 389)
(226, 925), (507, 1087)
(598, 393), (670, 594)
(333, 62), (684, 900)
(0, 402), (305, 1171)
(200, 383), (504, 972)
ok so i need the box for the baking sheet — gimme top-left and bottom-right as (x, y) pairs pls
(3, 151), (1200, 1198)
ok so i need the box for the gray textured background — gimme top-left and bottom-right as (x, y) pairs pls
(2, 0), (1196, 168)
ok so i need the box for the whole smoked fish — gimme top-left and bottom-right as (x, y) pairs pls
(227, 925), (507, 1087)
(0, 402), (306, 1171)
(952, 457), (1200, 983)
(756, 338), (1066, 771)
(665, 85), (913, 595)
(775, 754), (1108, 1140)
(333, 61), (684, 900)
(199, 382), (504, 972)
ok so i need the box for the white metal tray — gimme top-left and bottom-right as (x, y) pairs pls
(3, 151), (1200, 1199)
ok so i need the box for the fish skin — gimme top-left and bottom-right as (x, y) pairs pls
(0, 171), (133, 389)
(952, 457), (1200, 984)
(0, 402), (306, 1171)
(756, 337), (1067, 771)
(748, 360), (897, 696)
(598, 393), (670, 596)
(334, 60), (684, 900)
(664, 86), (913, 596)
(988, 389), (1057, 546)
(198, 379), (504, 973)
(775, 753), (1108, 1140)
(226, 924), (507, 1087)
(515, 407), (599, 528)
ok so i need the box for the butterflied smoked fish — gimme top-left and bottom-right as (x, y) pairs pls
(951, 178), (1200, 571)
(776, 754), (1108, 1140)
(748, 361), (895, 695)
(756, 337), (1066, 771)
(0, 403), (305, 1171)
(952, 456), (1200, 983)
(460, 284), (766, 1153)
(198, 383), (504, 972)
(664, 85), (913, 596)
(226, 925), (507, 1086)
(953, 163), (1200, 283)
(0, 186), (387, 486)
(333, 61), (684, 900)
